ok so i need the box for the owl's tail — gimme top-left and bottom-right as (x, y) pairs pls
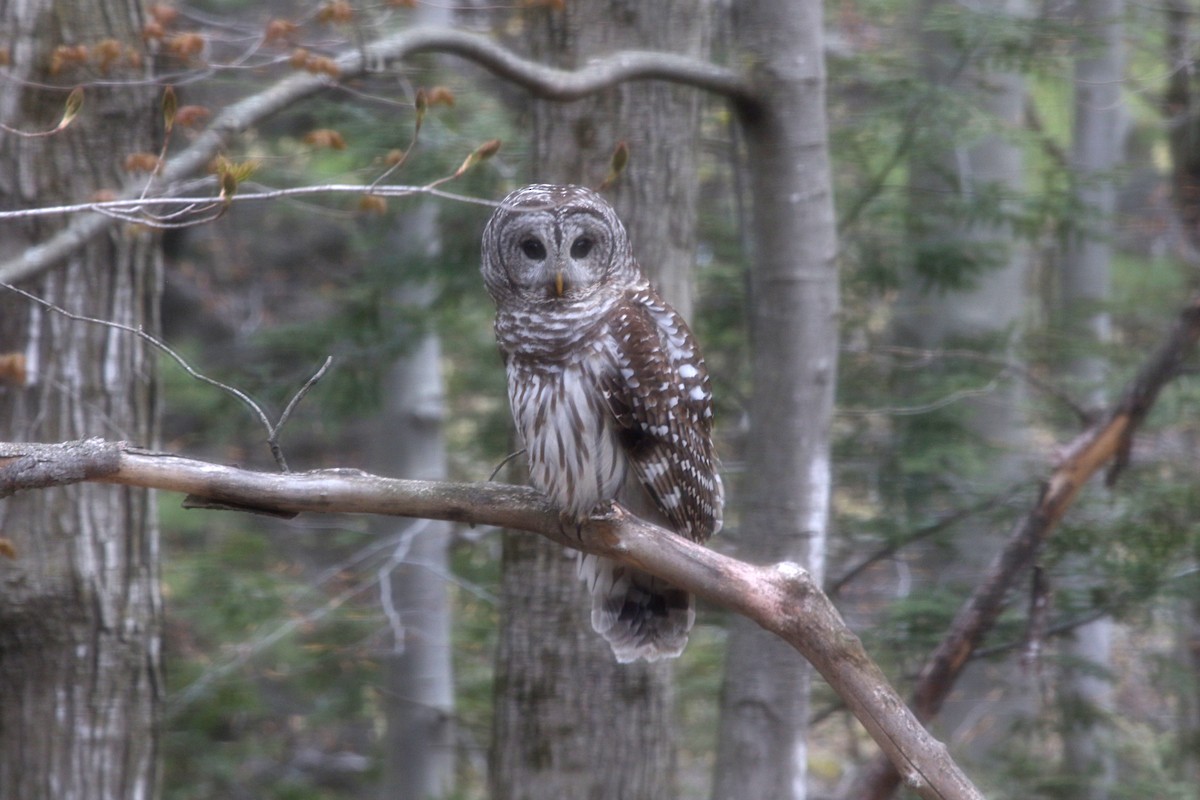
(578, 554), (695, 663)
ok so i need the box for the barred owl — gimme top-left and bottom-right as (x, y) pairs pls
(481, 184), (723, 663)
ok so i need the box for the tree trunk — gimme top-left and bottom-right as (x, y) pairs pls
(1058, 2), (1124, 795)
(374, 207), (456, 800)
(0, 3), (162, 798)
(488, 2), (709, 798)
(712, 2), (840, 799)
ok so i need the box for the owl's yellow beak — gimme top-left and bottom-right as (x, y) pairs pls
(554, 271), (565, 297)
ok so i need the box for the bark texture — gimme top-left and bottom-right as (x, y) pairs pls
(712, 1), (840, 798)
(0, 2), (162, 798)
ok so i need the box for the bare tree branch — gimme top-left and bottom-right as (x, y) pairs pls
(400, 27), (754, 102)
(0, 26), (751, 285)
(0, 438), (981, 800)
(0, 184), (498, 226)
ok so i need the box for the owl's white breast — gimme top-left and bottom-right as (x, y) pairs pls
(507, 349), (626, 521)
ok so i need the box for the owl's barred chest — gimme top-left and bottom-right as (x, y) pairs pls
(503, 336), (629, 521)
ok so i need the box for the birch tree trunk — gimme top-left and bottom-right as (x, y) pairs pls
(712, 1), (840, 798)
(488, 2), (709, 798)
(374, 207), (456, 800)
(372, 3), (458, 794)
(0, 2), (162, 798)
(1057, 3), (1124, 795)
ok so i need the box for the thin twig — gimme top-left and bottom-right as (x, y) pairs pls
(3, 283), (272, 432)
(0, 183), (498, 225)
(269, 356), (334, 472)
(1, 283), (330, 472)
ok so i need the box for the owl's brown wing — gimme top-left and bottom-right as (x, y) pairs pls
(598, 284), (723, 543)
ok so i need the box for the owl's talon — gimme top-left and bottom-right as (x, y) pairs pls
(557, 511), (586, 543)
(591, 500), (620, 522)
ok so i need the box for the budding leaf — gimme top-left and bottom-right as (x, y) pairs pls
(598, 140), (630, 190)
(610, 141), (629, 175)
(358, 195), (388, 215)
(162, 85), (177, 133)
(413, 88), (427, 139)
(58, 87), (84, 131)
(219, 170), (238, 201)
(453, 138), (502, 177)
(0, 353), (26, 387)
(303, 128), (346, 150)
(213, 156), (258, 202)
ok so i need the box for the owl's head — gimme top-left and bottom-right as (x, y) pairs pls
(481, 184), (637, 308)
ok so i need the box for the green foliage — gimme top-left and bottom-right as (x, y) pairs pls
(158, 28), (517, 800)
(147, 2), (1200, 797)
(821, 3), (1200, 795)
(161, 510), (382, 800)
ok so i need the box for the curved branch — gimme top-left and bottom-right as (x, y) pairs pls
(399, 27), (754, 102)
(0, 438), (980, 800)
(0, 26), (751, 285)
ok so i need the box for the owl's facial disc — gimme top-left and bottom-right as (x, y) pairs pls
(507, 215), (609, 301)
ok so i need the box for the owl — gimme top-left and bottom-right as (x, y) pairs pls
(481, 183), (723, 663)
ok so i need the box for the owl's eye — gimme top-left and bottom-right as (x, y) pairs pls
(570, 236), (594, 259)
(520, 238), (547, 260)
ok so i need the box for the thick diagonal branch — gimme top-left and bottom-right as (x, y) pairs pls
(0, 439), (981, 800)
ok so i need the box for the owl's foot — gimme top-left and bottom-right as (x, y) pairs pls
(558, 511), (586, 544)
(589, 500), (623, 523)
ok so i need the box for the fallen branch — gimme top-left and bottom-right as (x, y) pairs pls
(0, 438), (982, 800)
(850, 294), (1200, 800)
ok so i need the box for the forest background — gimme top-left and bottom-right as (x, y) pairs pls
(2, 1), (1200, 799)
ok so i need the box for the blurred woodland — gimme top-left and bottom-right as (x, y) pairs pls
(3, 1), (1200, 799)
